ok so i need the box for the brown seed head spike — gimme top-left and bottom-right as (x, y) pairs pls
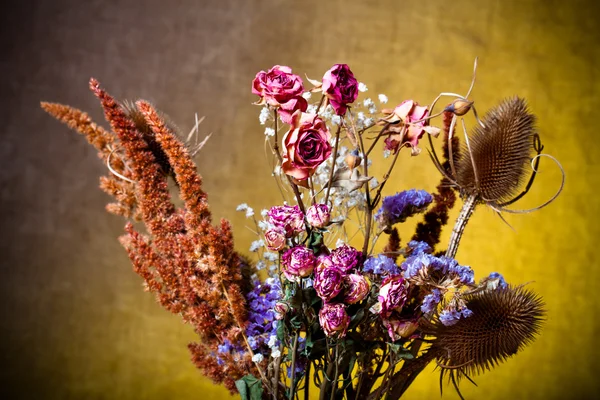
(427, 285), (545, 382)
(456, 97), (536, 203)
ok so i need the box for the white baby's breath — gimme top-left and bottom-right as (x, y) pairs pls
(245, 207), (255, 218)
(358, 82), (368, 92)
(236, 203), (249, 211)
(306, 104), (318, 114)
(252, 353), (264, 363)
(378, 94), (388, 104)
(363, 98), (374, 107)
(249, 239), (264, 252)
(302, 91), (312, 100)
(264, 127), (275, 137)
(331, 115), (342, 125)
(259, 107), (270, 125)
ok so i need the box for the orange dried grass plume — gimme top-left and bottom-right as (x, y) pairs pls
(42, 80), (255, 391)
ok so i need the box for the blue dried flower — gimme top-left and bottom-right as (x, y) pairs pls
(407, 240), (432, 256)
(421, 288), (443, 314)
(245, 278), (282, 357)
(439, 306), (473, 326)
(363, 254), (400, 275)
(375, 189), (433, 227)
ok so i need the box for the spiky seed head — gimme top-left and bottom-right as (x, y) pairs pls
(456, 97), (536, 203)
(121, 100), (178, 176)
(427, 285), (545, 379)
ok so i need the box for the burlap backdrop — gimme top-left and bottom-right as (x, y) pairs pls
(2, 0), (599, 398)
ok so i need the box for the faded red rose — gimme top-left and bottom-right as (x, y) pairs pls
(321, 64), (359, 116)
(281, 111), (332, 180)
(252, 65), (304, 106)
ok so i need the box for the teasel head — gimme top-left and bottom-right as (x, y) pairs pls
(437, 97), (564, 258)
(455, 97), (537, 204)
(424, 284), (545, 398)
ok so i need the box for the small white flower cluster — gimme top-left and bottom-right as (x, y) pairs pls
(259, 106), (270, 125)
(358, 82), (368, 92)
(264, 127), (275, 137)
(363, 98), (378, 114)
(236, 203), (255, 218)
(355, 111), (375, 130)
(249, 239), (264, 252)
(267, 334), (280, 358)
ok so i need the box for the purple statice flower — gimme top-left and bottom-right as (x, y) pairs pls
(330, 244), (363, 272)
(375, 189), (433, 227)
(439, 306), (474, 326)
(245, 278), (282, 357)
(448, 263), (475, 285)
(406, 240), (432, 256)
(486, 272), (508, 290)
(363, 254), (400, 275)
(402, 253), (473, 286)
(421, 288), (443, 314)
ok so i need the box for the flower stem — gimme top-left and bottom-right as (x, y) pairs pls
(272, 109), (306, 214)
(445, 193), (478, 259)
(370, 127), (406, 209)
(324, 124), (342, 208)
(289, 332), (300, 399)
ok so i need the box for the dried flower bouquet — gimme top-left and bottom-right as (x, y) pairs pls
(42, 59), (564, 400)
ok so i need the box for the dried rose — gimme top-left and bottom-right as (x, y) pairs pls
(282, 111), (332, 180)
(377, 275), (409, 317)
(281, 245), (316, 281)
(278, 96), (308, 124)
(264, 228), (286, 251)
(267, 205), (305, 237)
(314, 264), (345, 302)
(342, 274), (371, 304)
(382, 317), (419, 341)
(274, 302), (290, 320)
(252, 65), (304, 107)
(321, 64), (359, 116)
(306, 203), (330, 228)
(319, 303), (350, 338)
(330, 244), (362, 272)
(381, 100), (430, 154)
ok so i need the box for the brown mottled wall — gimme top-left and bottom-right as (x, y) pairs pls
(1, 0), (599, 399)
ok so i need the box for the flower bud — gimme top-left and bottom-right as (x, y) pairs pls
(444, 98), (473, 116)
(345, 150), (362, 169)
(342, 274), (371, 304)
(383, 317), (419, 341)
(319, 303), (350, 338)
(274, 302), (290, 320)
(306, 203), (331, 228)
(264, 229), (286, 251)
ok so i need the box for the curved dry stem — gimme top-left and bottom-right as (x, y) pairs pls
(107, 147), (136, 184)
(489, 154), (565, 214)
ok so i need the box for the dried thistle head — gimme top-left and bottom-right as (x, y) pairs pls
(426, 285), (545, 385)
(456, 97), (536, 204)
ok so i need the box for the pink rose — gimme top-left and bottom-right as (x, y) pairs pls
(252, 65), (304, 107)
(274, 302), (290, 320)
(282, 111), (332, 180)
(306, 203), (330, 228)
(382, 100), (430, 153)
(342, 274), (371, 304)
(319, 303), (350, 338)
(313, 264), (345, 302)
(267, 205), (305, 237)
(377, 275), (409, 318)
(322, 64), (359, 116)
(278, 96), (308, 124)
(281, 245), (316, 281)
(264, 228), (286, 251)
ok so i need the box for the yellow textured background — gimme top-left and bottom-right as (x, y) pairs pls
(1, 0), (599, 399)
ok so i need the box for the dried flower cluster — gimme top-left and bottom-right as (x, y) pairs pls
(43, 59), (563, 400)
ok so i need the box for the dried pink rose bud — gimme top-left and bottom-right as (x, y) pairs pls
(313, 264), (345, 302)
(318, 303), (350, 338)
(267, 205), (305, 237)
(321, 64), (359, 116)
(342, 274), (371, 304)
(274, 302), (290, 320)
(306, 203), (330, 228)
(377, 275), (409, 317)
(264, 229), (286, 251)
(330, 244), (363, 272)
(281, 245), (316, 281)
